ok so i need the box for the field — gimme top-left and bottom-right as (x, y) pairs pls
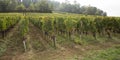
(0, 13), (120, 60)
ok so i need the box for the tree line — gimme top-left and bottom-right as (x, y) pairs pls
(0, 0), (107, 16)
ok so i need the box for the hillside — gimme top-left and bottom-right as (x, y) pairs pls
(0, 13), (120, 60)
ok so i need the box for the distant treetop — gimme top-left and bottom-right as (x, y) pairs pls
(0, 0), (107, 16)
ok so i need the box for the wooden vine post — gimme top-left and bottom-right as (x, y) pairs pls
(51, 33), (56, 49)
(23, 37), (27, 52)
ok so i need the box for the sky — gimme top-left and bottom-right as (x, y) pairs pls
(54, 0), (120, 17)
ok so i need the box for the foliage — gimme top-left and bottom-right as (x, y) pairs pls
(16, 4), (26, 11)
(0, 16), (19, 32)
(29, 13), (120, 42)
(0, 0), (106, 15)
(19, 17), (29, 37)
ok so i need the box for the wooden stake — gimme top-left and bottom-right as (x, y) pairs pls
(23, 40), (27, 52)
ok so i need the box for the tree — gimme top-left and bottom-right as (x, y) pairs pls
(0, 0), (10, 12)
(22, 0), (32, 8)
(50, 1), (60, 11)
(85, 6), (97, 15)
(72, 0), (81, 13)
(28, 3), (35, 11)
(0, 0), (107, 14)
(35, 0), (52, 13)
(58, 0), (81, 13)
(102, 12), (107, 16)
(7, 0), (19, 11)
(16, 4), (26, 12)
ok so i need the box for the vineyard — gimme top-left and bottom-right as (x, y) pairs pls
(0, 13), (120, 60)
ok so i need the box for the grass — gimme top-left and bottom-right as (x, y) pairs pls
(0, 41), (7, 57)
(72, 33), (120, 45)
(55, 33), (120, 60)
(30, 39), (45, 51)
(83, 46), (120, 60)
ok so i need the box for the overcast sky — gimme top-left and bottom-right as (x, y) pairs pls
(54, 0), (120, 17)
